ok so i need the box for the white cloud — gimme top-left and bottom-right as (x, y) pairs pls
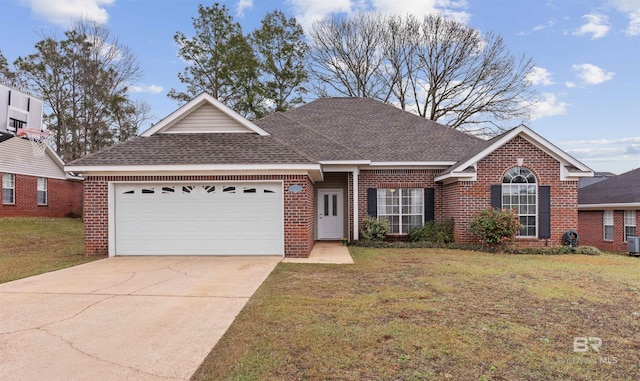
(573, 13), (610, 39)
(287, 0), (470, 31)
(609, 0), (640, 36)
(565, 81), (576, 88)
(559, 136), (640, 172)
(571, 63), (615, 85)
(236, 0), (253, 17)
(529, 93), (569, 120)
(287, 0), (353, 30)
(19, 0), (113, 26)
(533, 19), (557, 31)
(130, 84), (164, 94)
(526, 67), (554, 86)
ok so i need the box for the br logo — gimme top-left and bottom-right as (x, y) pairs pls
(573, 337), (602, 352)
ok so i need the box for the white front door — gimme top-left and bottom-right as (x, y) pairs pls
(317, 189), (344, 240)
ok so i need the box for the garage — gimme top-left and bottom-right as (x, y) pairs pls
(113, 182), (284, 256)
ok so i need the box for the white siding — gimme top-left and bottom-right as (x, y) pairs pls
(161, 103), (252, 133)
(0, 137), (65, 179)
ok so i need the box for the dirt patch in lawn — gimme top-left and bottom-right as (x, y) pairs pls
(0, 217), (97, 283)
(192, 248), (640, 381)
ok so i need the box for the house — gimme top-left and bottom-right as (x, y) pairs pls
(578, 168), (639, 252)
(0, 82), (83, 218)
(65, 94), (593, 257)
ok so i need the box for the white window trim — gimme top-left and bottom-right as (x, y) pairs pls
(624, 210), (636, 242)
(603, 210), (614, 241)
(377, 188), (424, 235)
(37, 177), (48, 206)
(2, 173), (15, 205)
(502, 167), (538, 238)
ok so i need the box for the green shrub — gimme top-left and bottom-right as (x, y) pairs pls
(468, 208), (520, 249)
(408, 219), (454, 244)
(360, 215), (390, 241)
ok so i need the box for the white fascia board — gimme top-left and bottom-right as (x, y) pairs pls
(517, 129), (592, 173)
(2, 168), (67, 181)
(578, 203), (640, 210)
(439, 125), (593, 183)
(65, 163), (321, 172)
(434, 171), (476, 183)
(45, 144), (66, 170)
(319, 160), (371, 165)
(369, 161), (456, 167)
(321, 164), (364, 173)
(64, 164), (323, 181)
(140, 93), (269, 137)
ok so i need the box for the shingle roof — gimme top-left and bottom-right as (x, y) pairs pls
(257, 97), (484, 162)
(578, 168), (640, 205)
(68, 133), (315, 166)
(255, 112), (362, 161)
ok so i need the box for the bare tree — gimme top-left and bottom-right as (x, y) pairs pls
(15, 19), (144, 160)
(308, 13), (388, 99)
(308, 13), (536, 133)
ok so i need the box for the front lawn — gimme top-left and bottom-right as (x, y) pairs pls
(0, 217), (97, 283)
(193, 248), (640, 380)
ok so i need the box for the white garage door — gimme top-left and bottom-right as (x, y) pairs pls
(114, 182), (283, 255)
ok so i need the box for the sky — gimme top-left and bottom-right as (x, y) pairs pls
(0, 0), (638, 174)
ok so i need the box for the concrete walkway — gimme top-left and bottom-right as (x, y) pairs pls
(283, 241), (354, 264)
(0, 256), (280, 381)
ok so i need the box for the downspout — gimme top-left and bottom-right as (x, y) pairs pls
(353, 168), (359, 240)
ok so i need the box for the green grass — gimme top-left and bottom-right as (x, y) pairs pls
(0, 217), (97, 283)
(192, 248), (640, 381)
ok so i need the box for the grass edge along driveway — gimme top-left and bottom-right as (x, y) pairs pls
(192, 247), (640, 381)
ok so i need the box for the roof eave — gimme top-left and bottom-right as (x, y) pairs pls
(578, 202), (640, 210)
(64, 163), (323, 181)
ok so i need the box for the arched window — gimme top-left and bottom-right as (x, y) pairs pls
(502, 167), (537, 237)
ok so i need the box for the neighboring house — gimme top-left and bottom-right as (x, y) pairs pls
(578, 168), (639, 252)
(0, 82), (83, 218)
(66, 94), (593, 257)
(578, 171), (616, 188)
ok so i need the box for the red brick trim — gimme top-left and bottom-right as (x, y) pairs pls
(83, 174), (314, 258)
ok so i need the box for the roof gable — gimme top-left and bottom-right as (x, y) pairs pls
(0, 133), (67, 180)
(141, 93), (269, 137)
(435, 125), (593, 182)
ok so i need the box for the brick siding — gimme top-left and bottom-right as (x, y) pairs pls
(356, 169), (441, 239)
(0, 172), (83, 218)
(352, 136), (579, 247)
(83, 174), (314, 258)
(579, 210), (639, 252)
(443, 136), (578, 246)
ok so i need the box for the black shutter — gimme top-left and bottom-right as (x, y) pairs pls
(491, 185), (502, 209)
(424, 188), (435, 222)
(539, 186), (551, 239)
(367, 188), (377, 217)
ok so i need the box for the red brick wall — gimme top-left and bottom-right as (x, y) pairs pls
(0, 172), (83, 218)
(357, 169), (440, 237)
(451, 136), (578, 246)
(579, 210), (639, 252)
(83, 175), (314, 258)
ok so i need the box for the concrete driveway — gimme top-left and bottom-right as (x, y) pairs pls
(0, 256), (281, 381)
